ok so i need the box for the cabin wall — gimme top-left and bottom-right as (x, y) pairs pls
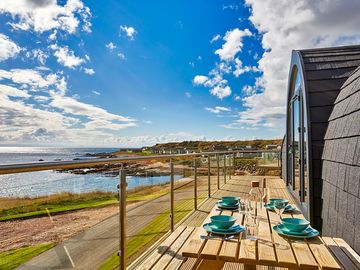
(300, 47), (360, 230)
(321, 67), (360, 253)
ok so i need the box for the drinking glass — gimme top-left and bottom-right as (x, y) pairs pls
(245, 213), (258, 241)
(238, 199), (248, 215)
(274, 200), (288, 223)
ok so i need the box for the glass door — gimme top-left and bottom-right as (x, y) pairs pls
(291, 96), (300, 194)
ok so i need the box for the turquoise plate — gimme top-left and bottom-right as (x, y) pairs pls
(217, 201), (239, 209)
(273, 224), (319, 238)
(264, 203), (296, 212)
(276, 224), (313, 236)
(203, 223), (245, 235)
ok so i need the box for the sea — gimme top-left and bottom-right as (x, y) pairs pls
(0, 147), (182, 198)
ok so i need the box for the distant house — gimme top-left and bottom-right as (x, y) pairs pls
(264, 144), (280, 150)
(212, 144), (228, 151)
(282, 45), (360, 252)
(184, 147), (198, 154)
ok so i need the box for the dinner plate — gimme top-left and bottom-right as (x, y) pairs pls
(276, 224), (313, 236)
(217, 200), (239, 209)
(264, 203), (296, 212)
(208, 223), (241, 232)
(203, 222), (245, 235)
(273, 224), (319, 238)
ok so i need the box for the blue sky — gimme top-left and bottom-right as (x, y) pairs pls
(0, 0), (359, 147)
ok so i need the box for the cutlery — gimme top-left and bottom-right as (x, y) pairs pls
(200, 235), (234, 241)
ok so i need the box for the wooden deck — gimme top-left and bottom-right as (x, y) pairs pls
(129, 176), (360, 270)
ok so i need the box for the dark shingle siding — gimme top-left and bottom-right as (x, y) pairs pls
(320, 62), (360, 253)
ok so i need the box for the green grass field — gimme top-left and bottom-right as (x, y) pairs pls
(0, 243), (55, 270)
(0, 184), (174, 221)
(98, 193), (206, 270)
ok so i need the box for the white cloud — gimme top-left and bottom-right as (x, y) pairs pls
(49, 30), (57, 41)
(234, 95), (241, 101)
(50, 44), (85, 69)
(0, 0), (92, 34)
(83, 68), (95, 75)
(117, 52), (126, 60)
(106, 42), (116, 50)
(0, 68), (67, 93)
(242, 85), (257, 96)
(215, 28), (251, 61)
(92, 90), (100, 95)
(185, 92), (191, 98)
(0, 84), (30, 98)
(25, 49), (48, 65)
(233, 58), (260, 77)
(0, 34), (21, 62)
(193, 75), (209, 85)
(210, 85), (231, 99)
(210, 34), (221, 43)
(238, 0), (360, 130)
(189, 61), (195, 68)
(205, 106), (231, 114)
(120, 25), (136, 40)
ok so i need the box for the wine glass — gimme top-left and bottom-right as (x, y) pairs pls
(274, 200), (288, 223)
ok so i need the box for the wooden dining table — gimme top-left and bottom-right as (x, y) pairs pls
(181, 200), (342, 270)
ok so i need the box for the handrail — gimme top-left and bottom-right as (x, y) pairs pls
(0, 149), (280, 175)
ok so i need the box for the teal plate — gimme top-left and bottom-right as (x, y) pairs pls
(217, 201), (239, 209)
(276, 224), (313, 236)
(203, 223), (245, 235)
(273, 224), (319, 238)
(264, 203), (296, 212)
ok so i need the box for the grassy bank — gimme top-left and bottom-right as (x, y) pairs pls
(0, 243), (55, 270)
(0, 180), (190, 222)
(98, 193), (207, 270)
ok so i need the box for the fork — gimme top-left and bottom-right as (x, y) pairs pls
(200, 235), (234, 241)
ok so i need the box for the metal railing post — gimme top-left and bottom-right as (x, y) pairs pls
(223, 155), (226, 184)
(170, 162), (174, 232)
(216, 154), (220, 190)
(233, 153), (236, 177)
(207, 155), (211, 197)
(229, 155), (232, 180)
(194, 159), (197, 210)
(119, 168), (126, 270)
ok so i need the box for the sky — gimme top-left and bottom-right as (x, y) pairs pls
(0, 0), (360, 147)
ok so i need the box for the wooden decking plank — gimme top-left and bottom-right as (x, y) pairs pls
(257, 206), (277, 266)
(322, 237), (358, 270)
(267, 209), (298, 268)
(306, 237), (341, 270)
(332, 237), (360, 269)
(195, 259), (225, 270)
(138, 226), (188, 269)
(153, 226), (195, 269)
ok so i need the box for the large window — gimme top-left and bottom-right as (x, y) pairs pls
(288, 69), (308, 215)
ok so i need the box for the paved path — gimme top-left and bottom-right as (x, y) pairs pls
(16, 177), (216, 270)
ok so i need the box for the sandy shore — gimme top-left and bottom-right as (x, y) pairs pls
(0, 205), (118, 252)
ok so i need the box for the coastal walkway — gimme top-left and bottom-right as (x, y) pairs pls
(15, 175), (218, 270)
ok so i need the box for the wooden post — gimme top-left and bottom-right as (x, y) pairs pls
(224, 155), (226, 184)
(207, 155), (211, 197)
(119, 168), (126, 270)
(194, 159), (197, 210)
(216, 154), (220, 190)
(170, 162), (174, 232)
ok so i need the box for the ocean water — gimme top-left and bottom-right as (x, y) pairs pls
(0, 147), (181, 198)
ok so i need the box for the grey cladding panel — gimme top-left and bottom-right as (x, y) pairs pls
(309, 106), (333, 122)
(304, 59), (360, 71)
(308, 91), (339, 107)
(307, 78), (347, 92)
(306, 67), (356, 81)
